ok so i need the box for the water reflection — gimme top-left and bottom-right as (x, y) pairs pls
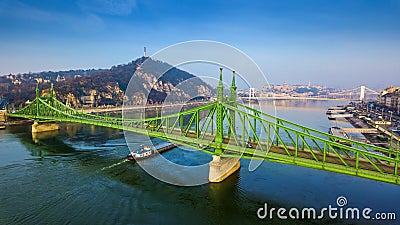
(24, 130), (76, 157)
(65, 123), (81, 137)
(32, 130), (58, 144)
(259, 99), (347, 111)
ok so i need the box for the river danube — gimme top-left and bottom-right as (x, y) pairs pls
(1, 100), (399, 224)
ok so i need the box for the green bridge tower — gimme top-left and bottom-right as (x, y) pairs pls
(215, 68), (224, 155)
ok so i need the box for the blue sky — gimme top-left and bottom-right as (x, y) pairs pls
(0, 0), (399, 89)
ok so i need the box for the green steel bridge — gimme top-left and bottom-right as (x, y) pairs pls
(8, 69), (400, 185)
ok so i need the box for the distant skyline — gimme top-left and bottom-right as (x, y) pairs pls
(0, 0), (399, 89)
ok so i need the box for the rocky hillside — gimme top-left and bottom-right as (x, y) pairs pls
(0, 57), (215, 108)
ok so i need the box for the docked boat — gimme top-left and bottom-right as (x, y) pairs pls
(0, 123), (5, 130)
(328, 106), (345, 110)
(328, 126), (351, 146)
(328, 115), (336, 120)
(326, 109), (346, 115)
(127, 142), (176, 161)
(242, 98), (259, 104)
(377, 134), (388, 141)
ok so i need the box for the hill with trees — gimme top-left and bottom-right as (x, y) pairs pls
(0, 57), (215, 108)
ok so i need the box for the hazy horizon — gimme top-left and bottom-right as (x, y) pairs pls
(1, 0), (399, 90)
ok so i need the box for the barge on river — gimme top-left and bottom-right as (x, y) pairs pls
(127, 142), (176, 161)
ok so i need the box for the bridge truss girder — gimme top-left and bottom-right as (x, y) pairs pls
(8, 84), (400, 185)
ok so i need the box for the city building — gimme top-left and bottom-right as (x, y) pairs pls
(378, 86), (400, 113)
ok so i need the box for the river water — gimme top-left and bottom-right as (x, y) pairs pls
(0, 100), (399, 225)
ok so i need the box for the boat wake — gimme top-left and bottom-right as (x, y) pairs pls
(99, 159), (129, 171)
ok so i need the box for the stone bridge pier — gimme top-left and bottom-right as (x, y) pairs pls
(209, 156), (240, 182)
(32, 121), (59, 133)
(0, 110), (7, 123)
